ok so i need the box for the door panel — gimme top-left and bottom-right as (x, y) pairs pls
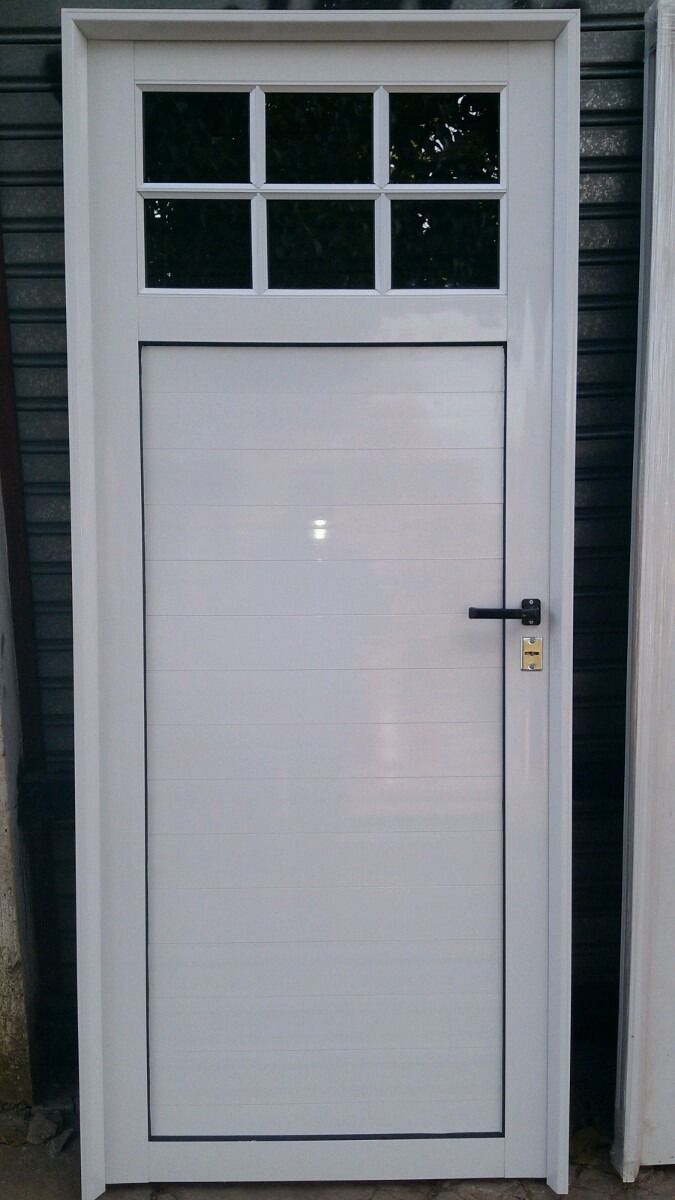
(147, 776), (503, 835)
(146, 667), (502, 725)
(143, 342), (505, 1140)
(144, 505), (503, 562)
(144, 447), (503, 506)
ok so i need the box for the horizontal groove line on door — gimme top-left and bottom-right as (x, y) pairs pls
(149, 833), (503, 841)
(147, 774), (502, 782)
(150, 990), (501, 1000)
(144, 666), (502, 674)
(146, 720), (501, 728)
(151, 884), (502, 892)
(150, 1044), (500, 1054)
(144, 447), (505, 453)
(144, 502), (503, 510)
(145, 559), (503, 567)
(149, 938), (502, 950)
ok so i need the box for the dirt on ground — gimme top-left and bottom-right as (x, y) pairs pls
(1, 1126), (674, 1200)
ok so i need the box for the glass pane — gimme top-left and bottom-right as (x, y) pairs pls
(390, 93), (500, 184)
(145, 199), (252, 288)
(268, 201), (375, 288)
(266, 93), (373, 184)
(391, 200), (499, 289)
(144, 92), (250, 183)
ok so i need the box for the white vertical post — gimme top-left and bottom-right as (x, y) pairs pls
(373, 88), (390, 293)
(251, 88), (267, 293)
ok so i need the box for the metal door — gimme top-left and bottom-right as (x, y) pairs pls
(62, 12), (579, 1196)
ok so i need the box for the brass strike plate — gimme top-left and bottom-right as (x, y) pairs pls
(521, 636), (544, 671)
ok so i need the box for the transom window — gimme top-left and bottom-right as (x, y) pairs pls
(141, 87), (502, 292)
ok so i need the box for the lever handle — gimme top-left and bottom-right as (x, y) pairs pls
(468, 598), (541, 627)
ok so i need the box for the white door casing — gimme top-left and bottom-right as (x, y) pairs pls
(62, 12), (579, 1199)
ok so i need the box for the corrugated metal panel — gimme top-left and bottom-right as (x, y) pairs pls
(0, 25), (74, 1063)
(0, 0), (644, 1086)
(575, 4), (643, 1042)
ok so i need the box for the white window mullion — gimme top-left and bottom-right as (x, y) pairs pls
(251, 87), (267, 293)
(252, 194), (268, 294)
(250, 86), (266, 187)
(375, 193), (391, 294)
(373, 87), (390, 293)
(373, 86), (389, 188)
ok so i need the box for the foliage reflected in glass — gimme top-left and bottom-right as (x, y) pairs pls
(145, 199), (252, 288)
(267, 201), (375, 288)
(266, 93), (373, 183)
(143, 92), (250, 183)
(391, 200), (499, 289)
(390, 93), (500, 184)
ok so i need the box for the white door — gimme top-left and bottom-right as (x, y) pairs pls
(144, 343), (505, 1139)
(63, 12), (579, 1199)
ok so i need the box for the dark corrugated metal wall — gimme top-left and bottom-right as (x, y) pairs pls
(0, 0), (643, 1098)
(575, 7), (642, 1058)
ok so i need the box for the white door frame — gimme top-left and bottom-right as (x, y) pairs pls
(62, 12), (579, 1199)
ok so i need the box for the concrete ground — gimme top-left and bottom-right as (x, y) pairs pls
(1, 1134), (675, 1200)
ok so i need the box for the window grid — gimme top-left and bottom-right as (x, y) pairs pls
(138, 84), (505, 294)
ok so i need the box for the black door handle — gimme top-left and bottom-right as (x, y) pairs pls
(468, 598), (541, 626)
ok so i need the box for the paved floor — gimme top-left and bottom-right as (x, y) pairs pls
(1, 1136), (675, 1200)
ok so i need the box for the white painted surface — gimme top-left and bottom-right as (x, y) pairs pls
(144, 344), (505, 1139)
(151, 938), (502, 997)
(62, 13), (579, 1196)
(614, 0), (675, 1178)
(146, 668), (502, 726)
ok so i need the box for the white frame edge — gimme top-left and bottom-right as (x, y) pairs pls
(547, 17), (580, 1195)
(62, 14), (107, 1200)
(613, 0), (675, 1182)
(65, 7), (574, 41)
(61, 12), (580, 1199)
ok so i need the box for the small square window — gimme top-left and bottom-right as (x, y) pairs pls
(143, 92), (250, 184)
(266, 93), (373, 184)
(267, 200), (375, 289)
(391, 200), (500, 289)
(145, 199), (252, 288)
(390, 93), (500, 184)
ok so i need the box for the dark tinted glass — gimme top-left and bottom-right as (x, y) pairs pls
(268, 201), (374, 288)
(391, 200), (499, 289)
(390, 93), (500, 183)
(144, 92), (250, 183)
(266, 93), (373, 184)
(145, 199), (252, 288)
